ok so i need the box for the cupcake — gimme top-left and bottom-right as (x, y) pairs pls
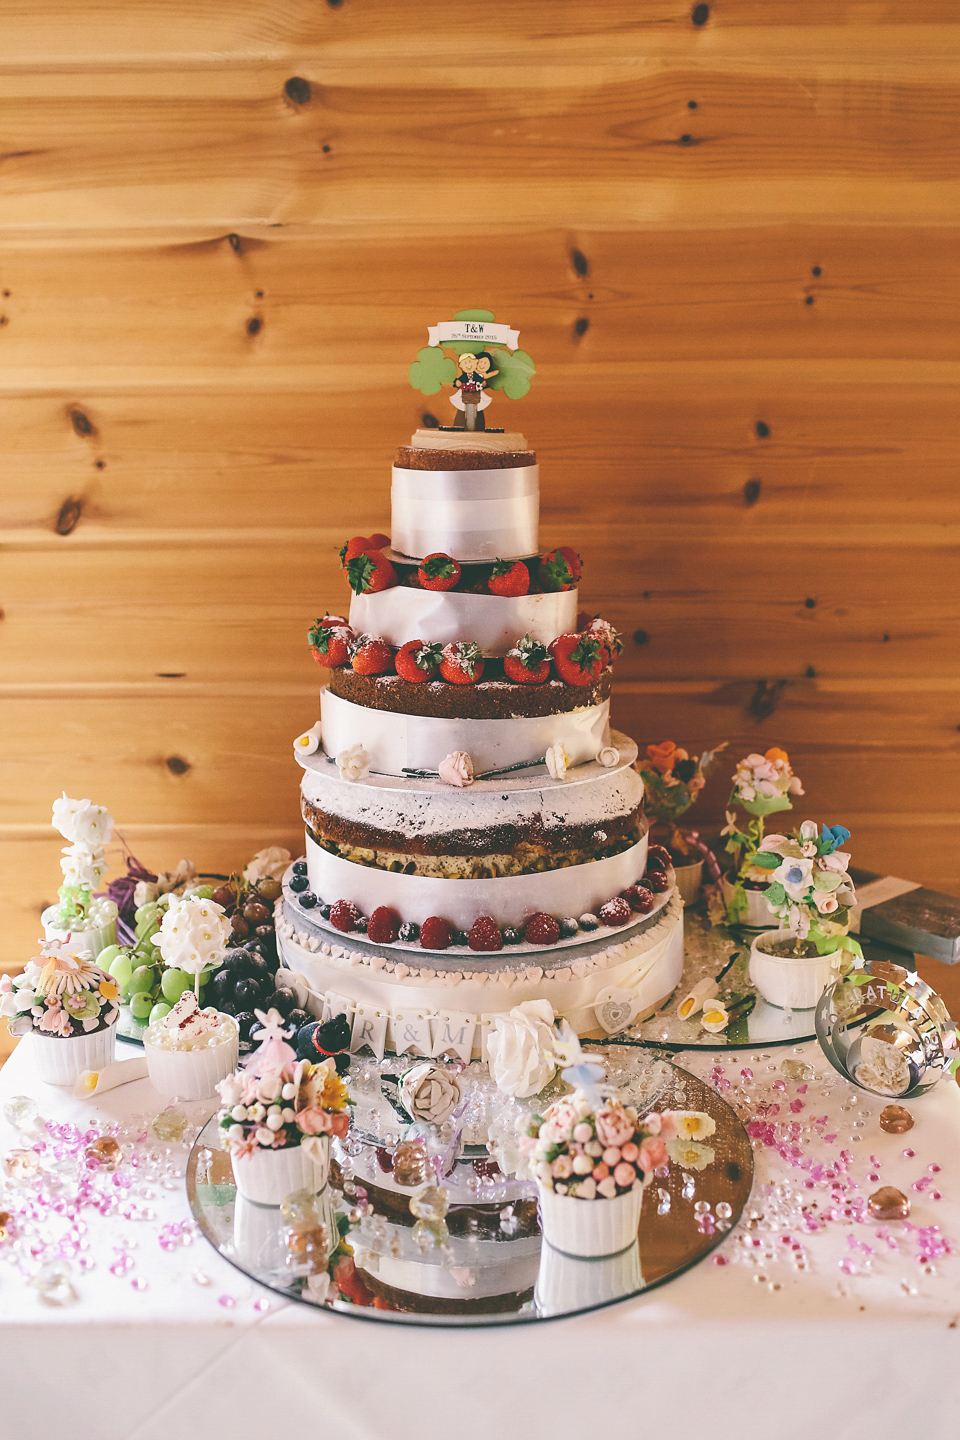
(217, 1007), (350, 1206)
(0, 940), (120, 1085)
(143, 990), (239, 1101)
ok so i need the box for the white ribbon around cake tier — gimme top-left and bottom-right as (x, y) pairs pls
(349, 586), (578, 655)
(320, 688), (611, 776)
(278, 891), (684, 1056)
(303, 831), (649, 931)
(391, 465), (539, 561)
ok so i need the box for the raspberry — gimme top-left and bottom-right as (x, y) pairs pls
(367, 906), (399, 944)
(648, 843), (672, 867)
(622, 885), (655, 913)
(598, 897), (631, 927)
(330, 900), (360, 933)
(646, 852), (668, 874)
(419, 916), (453, 950)
(646, 869), (672, 893)
(469, 916), (503, 952)
(523, 912), (560, 946)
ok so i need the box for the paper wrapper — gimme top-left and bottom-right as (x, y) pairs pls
(144, 1032), (239, 1102)
(537, 1183), (644, 1259)
(231, 1135), (331, 1207)
(391, 463), (538, 562)
(349, 585), (577, 657)
(30, 1022), (117, 1087)
(749, 929), (844, 1010)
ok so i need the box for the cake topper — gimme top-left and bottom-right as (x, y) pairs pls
(408, 308), (536, 432)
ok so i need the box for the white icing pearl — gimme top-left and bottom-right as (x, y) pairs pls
(230, 1104), (247, 1122)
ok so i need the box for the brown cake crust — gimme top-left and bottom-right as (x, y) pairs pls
(302, 795), (643, 862)
(328, 667), (612, 720)
(394, 446), (535, 471)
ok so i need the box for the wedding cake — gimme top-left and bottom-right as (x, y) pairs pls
(277, 313), (684, 1060)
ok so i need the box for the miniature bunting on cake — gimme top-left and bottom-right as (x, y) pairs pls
(408, 308), (536, 433)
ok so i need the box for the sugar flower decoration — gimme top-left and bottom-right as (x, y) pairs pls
(486, 999), (559, 1098)
(243, 847), (292, 883)
(545, 741), (570, 782)
(596, 745), (620, 768)
(52, 793), (114, 848)
(336, 743), (369, 782)
(155, 894), (230, 976)
(438, 751), (474, 788)
(294, 722), (322, 758)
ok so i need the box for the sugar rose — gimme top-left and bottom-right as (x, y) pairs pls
(399, 1063), (463, 1125)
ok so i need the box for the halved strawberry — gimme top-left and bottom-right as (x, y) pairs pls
(346, 550), (398, 595)
(351, 635), (395, 675)
(549, 633), (603, 687)
(339, 536), (375, 568)
(504, 634), (551, 685)
(439, 641), (484, 685)
(368, 533), (391, 550)
(395, 639), (442, 683)
(418, 553), (461, 591)
(488, 558), (530, 597)
(538, 546), (581, 592)
(308, 619), (353, 668)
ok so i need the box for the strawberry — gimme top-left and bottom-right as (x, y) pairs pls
(308, 619), (353, 668)
(368, 532), (391, 550)
(504, 634), (551, 685)
(418, 553), (461, 591)
(330, 900), (361, 933)
(395, 639), (442, 683)
(523, 912), (560, 946)
(586, 616), (623, 665)
(367, 906), (399, 944)
(339, 536), (375, 568)
(468, 916), (503, 952)
(622, 884), (655, 914)
(351, 635), (395, 675)
(439, 641), (484, 685)
(322, 612), (350, 629)
(420, 916), (453, 950)
(346, 550), (398, 595)
(488, 558), (530, 597)
(538, 546), (581, 592)
(549, 633), (603, 687)
(599, 896), (631, 927)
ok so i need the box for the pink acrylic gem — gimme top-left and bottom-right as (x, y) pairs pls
(218, 1294), (236, 1309)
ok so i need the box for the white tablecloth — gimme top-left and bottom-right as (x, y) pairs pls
(2, 1035), (960, 1440)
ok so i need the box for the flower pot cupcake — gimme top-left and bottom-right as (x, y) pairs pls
(0, 940), (120, 1086)
(217, 1007), (350, 1206)
(523, 1089), (716, 1259)
(143, 990), (239, 1101)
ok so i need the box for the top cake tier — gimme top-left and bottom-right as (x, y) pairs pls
(392, 430), (537, 563)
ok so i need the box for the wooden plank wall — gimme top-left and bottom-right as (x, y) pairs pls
(2, 1), (960, 979)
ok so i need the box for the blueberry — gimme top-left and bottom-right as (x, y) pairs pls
(292, 859), (308, 875)
(318, 903), (332, 921)
(558, 916), (580, 938)
(502, 927), (524, 945)
(451, 929), (468, 946)
(354, 914), (369, 934)
(398, 921), (420, 943)
(578, 913), (600, 931)
(234, 1010), (258, 1042)
(289, 873), (310, 893)
(298, 891), (317, 908)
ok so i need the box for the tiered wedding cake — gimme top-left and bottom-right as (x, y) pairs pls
(277, 315), (684, 1060)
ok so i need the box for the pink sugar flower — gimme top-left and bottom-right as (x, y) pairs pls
(595, 1106), (634, 1149)
(637, 1136), (667, 1173)
(551, 1155), (574, 1179)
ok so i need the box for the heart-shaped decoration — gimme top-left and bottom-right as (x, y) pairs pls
(594, 986), (638, 1035)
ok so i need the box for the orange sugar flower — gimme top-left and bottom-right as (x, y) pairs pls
(765, 747), (789, 764)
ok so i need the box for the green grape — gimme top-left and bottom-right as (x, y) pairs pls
(129, 991), (155, 1021)
(108, 953), (133, 991)
(160, 968), (192, 1004)
(128, 965), (156, 995)
(195, 967), (210, 989)
(95, 944), (121, 969)
(191, 884), (214, 900)
(148, 1001), (172, 1024)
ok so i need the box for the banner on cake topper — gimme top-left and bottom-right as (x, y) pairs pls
(428, 320), (520, 350)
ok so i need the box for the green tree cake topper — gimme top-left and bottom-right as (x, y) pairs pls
(409, 308), (536, 431)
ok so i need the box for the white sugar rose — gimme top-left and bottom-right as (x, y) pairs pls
(156, 895), (230, 976)
(438, 751), (474, 788)
(399, 1063), (463, 1125)
(596, 746), (620, 768)
(486, 999), (559, 1099)
(545, 742), (570, 782)
(336, 743), (369, 782)
(243, 846), (292, 883)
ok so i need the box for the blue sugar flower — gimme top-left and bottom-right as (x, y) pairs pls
(820, 823), (851, 854)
